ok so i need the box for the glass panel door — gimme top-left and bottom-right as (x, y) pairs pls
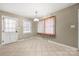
(2, 16), (18, 44)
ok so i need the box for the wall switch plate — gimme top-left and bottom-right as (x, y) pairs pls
(70, 25), (75, 28)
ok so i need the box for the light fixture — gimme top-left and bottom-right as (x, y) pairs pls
(33, 11), (39, 22)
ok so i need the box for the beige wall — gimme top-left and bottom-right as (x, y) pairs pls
(0, 10), (37, 44)
(50, 4), (79, 48)
(19, 20), (37, 39)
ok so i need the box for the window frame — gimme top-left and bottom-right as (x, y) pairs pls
(23, 19), (32, 33)
(37, 20), (44, 33)
(37, 16), (56, 36)
(2, 16), (17, 33)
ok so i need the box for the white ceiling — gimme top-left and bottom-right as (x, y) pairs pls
(0, 3), (76, 18)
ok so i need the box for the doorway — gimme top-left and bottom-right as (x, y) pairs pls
(2, 16), (18, 44)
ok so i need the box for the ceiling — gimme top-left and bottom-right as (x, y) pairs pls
(0, 3), (76, 18)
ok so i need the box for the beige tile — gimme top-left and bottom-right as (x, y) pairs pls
(0, 36), (78, 56)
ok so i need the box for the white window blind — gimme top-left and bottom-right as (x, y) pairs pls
(37, 17), (55, 35)
(23, 19), (31, 33)
(37, 20), (44, 33)
(45, 18), (55, 34)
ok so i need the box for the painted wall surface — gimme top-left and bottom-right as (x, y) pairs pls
(0, 10), (37, 44)
(50, 4), (79, 48)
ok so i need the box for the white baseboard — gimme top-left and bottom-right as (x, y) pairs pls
(48, 40), (78, 50)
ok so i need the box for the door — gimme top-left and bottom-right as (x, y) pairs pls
(2, 16), (18, 44)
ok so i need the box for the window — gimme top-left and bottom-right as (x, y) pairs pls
(2, 16), (17, 32)
(45, 18), (55, 34)
(23, 19), (31, 33)
(37, 16), (56, 35)
(38, 20), (44, 33)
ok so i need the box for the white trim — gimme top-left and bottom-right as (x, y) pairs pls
(48, 40), (77, 50)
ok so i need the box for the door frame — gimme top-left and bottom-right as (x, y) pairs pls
(1, 15), (18, 44)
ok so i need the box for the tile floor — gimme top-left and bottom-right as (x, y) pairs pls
(0, 36), (79, 56)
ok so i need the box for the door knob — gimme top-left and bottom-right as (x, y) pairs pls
(16, 31), (18, 32)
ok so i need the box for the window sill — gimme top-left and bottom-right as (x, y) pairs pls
(37, 33), (55, 36)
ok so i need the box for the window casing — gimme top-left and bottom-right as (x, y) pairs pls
(45, 18), (55, 34)
(23, 19), (31, 33)
(37, 16), (56, 35)
(37, 20), (44, 33)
